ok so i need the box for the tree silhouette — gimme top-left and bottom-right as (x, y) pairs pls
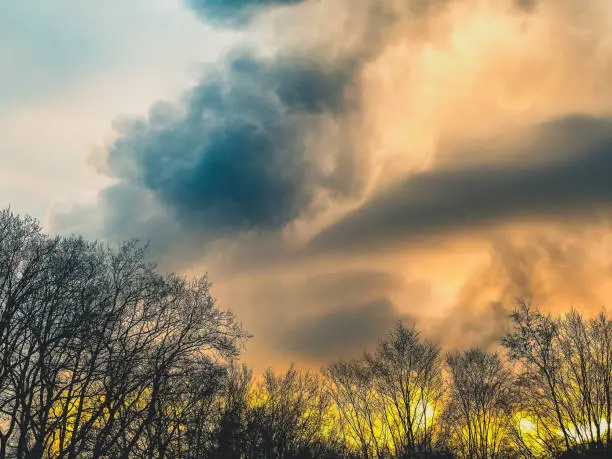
(4, 208), (612, 458)
(0, 209), (246, 458)
(503, 302), (612, 457)
(365, 322), (444, 457)
(443, 348), (515, 458)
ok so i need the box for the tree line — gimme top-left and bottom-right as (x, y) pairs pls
(1, 208), (611, 458)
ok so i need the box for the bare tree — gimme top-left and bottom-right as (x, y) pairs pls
(210, 362), (254, 458)
(0, 209), (246, 459)
(324, 359), (384, 458)
(504, 303), (612, 456)
(209, 364), (340, 459)
(443, 348), (515, 459)
(252, 366), (335, 458)
(365, 322), (444, 458)
(502, 302), (570, 456)
(587, 311), (612, 447)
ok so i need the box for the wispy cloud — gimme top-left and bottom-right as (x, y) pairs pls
(311, 115), (612, 255)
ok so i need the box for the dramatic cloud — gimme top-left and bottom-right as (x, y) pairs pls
(209, 267), (435, 367)
(101, 49), (363, 249)
(514, 0), (538, 11)
(430, 301), (510, 352)
(186, 0), (304, 26)
(423, 220), (612, 352)
(311, 115), (612, 255)
(48, 0), (612, 369)
(278, 298), (403, 359)
(303, 270), (407, 305)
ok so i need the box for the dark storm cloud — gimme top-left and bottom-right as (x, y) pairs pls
(95, 0), (462, 252)
(303, 270), (406, 305)
(247, 269), (427, 362)
(278, 298), (403, 359)
(103, 50), (361, 244)
(310, 115), (612, 255)
(514, 0), (539, 12)
(186, 0), (304, 26)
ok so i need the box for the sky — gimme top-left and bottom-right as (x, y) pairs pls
(3, 0), (612, 371)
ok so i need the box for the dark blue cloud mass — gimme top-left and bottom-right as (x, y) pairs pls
(186, 0), (304, 26)
(103, 50), (362, 243)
